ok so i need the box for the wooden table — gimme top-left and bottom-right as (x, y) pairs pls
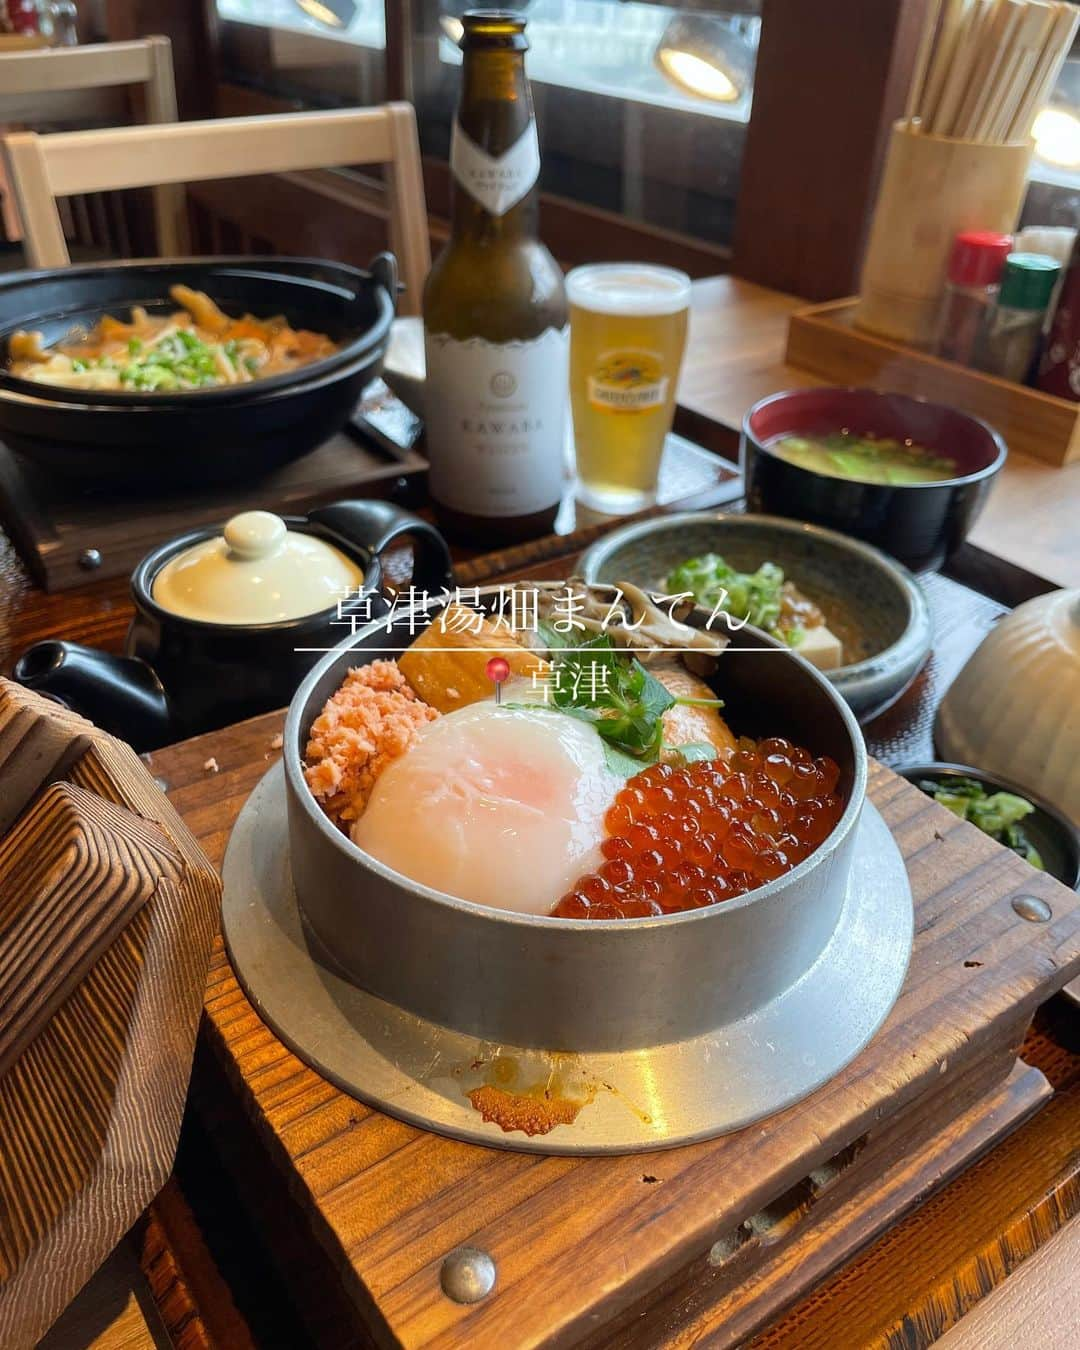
(682, 277), (1080, 589)
(0, 278), (1076, 1348)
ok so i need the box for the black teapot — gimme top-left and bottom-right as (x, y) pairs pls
(14, 500), (453, 751)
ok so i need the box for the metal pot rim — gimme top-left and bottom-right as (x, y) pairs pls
(283, 586), (869, 932)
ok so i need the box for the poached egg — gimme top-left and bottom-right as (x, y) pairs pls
(350, 703), (619, 915)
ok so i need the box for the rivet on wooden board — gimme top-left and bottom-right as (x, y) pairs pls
(1011, 895), (1052, 923)
(78, 548), (102, 571)
(440, 1246), (496, 1304)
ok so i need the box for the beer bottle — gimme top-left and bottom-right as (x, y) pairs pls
(422, 10), (568, 542)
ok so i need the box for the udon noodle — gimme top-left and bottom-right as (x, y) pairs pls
(7, 285), (338, 393)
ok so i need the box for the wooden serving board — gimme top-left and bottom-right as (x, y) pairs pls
(0, 681), (221, 1350)
(144, 708), (1080, 1350)
(785, 298), (1080, 467)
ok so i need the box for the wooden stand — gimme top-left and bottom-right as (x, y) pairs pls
(0, 682), (221, 1350)
(144, 709), (1080, 1349)
(786, 298), (1080, 466)
(0, 429), (426, 592)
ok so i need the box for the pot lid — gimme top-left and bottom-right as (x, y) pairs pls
(151, 511), (364, 625)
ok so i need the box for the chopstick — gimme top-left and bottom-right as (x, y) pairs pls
(906, 0), (946, 127)
(1009, 0), (1080, 137)
(921, 0), (974, 131)
(905, 0), (1079, 142)
(930, 0), (993, 136)
(987, 0), (1055, 142)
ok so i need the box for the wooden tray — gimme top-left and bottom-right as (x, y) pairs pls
(143, 706), (1080, 1345)
(0, 681), (221, 1349)
(0, 428), (426, 593)
(785, 297), (1080, 467)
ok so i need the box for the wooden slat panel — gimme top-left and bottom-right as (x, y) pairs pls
(0, 683), (221, 1349)
(0, 782), (178, 1081)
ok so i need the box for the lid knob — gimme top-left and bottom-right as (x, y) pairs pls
(224, 511), (287, 562)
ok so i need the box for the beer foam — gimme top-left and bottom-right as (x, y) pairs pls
(565, 264), (691, 317)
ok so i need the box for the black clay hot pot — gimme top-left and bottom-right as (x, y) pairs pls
(0, 255), (398, 488)
(741, 388), (1007, 571)
(13, 500), (453, 751)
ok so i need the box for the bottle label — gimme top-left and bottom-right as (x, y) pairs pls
(586, 349), (668, 414)
(450, 120), (541, 217)
(424, 328), (568, 517)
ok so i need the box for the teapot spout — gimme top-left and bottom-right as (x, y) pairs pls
(13, 641), (174, 752)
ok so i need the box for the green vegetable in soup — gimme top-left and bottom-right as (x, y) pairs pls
(917, 776), (1044, 870)
(773, 432), (957, 485)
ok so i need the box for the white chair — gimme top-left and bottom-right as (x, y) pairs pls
(0, 37), (186, 257)
(2, 106), (432, 313)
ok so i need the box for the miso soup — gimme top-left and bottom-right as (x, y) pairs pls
(771, 431), (958, 485)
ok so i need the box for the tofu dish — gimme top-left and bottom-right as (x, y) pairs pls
(664, 553), (846, 670)
(302, 584), (844, 921)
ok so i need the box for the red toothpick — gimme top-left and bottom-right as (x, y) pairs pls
(486, 656), (511, 705)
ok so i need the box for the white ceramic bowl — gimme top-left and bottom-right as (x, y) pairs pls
(936, 588), (1080, 824)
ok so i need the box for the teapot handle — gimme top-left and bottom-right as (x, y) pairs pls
(307, 500), (454, 598)
(12, 641), (174, 752)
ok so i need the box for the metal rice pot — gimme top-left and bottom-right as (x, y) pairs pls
(283, 588), (868, 1055)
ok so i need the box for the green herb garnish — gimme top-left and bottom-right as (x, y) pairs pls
(666, 741), (719, 765)
(918, 776), (1044, 870)
(69, 328), (224, 390)
(536, 626), (723, 771)
(548, 632), (675, 760)
(666, 553), (792, 643)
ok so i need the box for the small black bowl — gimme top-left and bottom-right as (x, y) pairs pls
(898, 761), (1080, 890)
(0, 255), (397, 488)
(742, 388), (1007, 571)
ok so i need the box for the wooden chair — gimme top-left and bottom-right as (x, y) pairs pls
(0, 37), (186, 258)
(2, 107), (432, 314)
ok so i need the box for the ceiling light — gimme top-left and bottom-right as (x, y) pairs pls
(654, 14), (756, 104)
(440, 14), (465, 44)
(294, 0), (357, 28)
(1033, 105), (1080, 170)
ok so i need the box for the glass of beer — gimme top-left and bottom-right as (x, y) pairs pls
(566, 263), (692, 514)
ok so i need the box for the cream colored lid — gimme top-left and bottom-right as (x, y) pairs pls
(151, 510), (364, 625)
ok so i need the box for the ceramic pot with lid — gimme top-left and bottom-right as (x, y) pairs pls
(13, 500), (453, 750)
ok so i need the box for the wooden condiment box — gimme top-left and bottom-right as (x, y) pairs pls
(786, 298), (1080, 466)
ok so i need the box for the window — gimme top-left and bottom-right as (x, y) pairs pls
(1023, 51), (1080, 228)
(214, 0), (760, 248)
(217, 0), (387, 106)
(1032, 54), (1080, 186)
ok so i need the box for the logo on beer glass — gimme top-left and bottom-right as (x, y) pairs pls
(587, 348), (668, 414)
(490, 370), (518, 398)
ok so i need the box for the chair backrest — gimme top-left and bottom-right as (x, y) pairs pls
(2, 106), (432, 314)
(0, 37), (187, 258)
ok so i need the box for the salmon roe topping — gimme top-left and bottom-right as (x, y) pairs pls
(553, 739), (843, 920)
